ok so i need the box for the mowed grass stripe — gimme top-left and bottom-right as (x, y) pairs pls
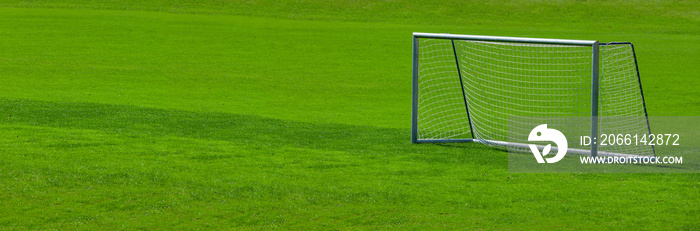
(1, 8), (697, 130)
(1, 97), (698, 229)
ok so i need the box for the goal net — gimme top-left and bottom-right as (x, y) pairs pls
(411, 33), (653, 157)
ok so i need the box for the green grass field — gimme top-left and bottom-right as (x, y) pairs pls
(0, 1), (698, 229)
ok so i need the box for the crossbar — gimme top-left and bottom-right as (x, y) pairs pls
(413, 32), (597, 46)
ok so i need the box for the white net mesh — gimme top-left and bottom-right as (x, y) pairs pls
(415, 37), (653, 156)
(454, 40), (592, 150)
(416, 39), (473, 140)
(598, 43), (654, 156)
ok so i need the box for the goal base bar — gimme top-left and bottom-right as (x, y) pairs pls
(415, 139), (476, 143)
(416, 139), (653, 158)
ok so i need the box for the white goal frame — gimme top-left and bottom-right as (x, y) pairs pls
(411, 32), (653, 158)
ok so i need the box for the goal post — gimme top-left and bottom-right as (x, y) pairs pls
(411, 33), (654, 157)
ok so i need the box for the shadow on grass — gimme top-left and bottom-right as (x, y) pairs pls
(0, 97), (503, 166)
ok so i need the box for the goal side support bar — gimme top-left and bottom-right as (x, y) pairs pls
(591, 42), (600, 157)
(451, 40), (475, 139)
(411, 35), (419, 144)
(411, 33), (601, 158)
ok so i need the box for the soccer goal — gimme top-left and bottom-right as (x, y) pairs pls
(411, 32), (653, 157)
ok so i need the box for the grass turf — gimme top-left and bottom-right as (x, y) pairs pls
(0, 1), (698, 229)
